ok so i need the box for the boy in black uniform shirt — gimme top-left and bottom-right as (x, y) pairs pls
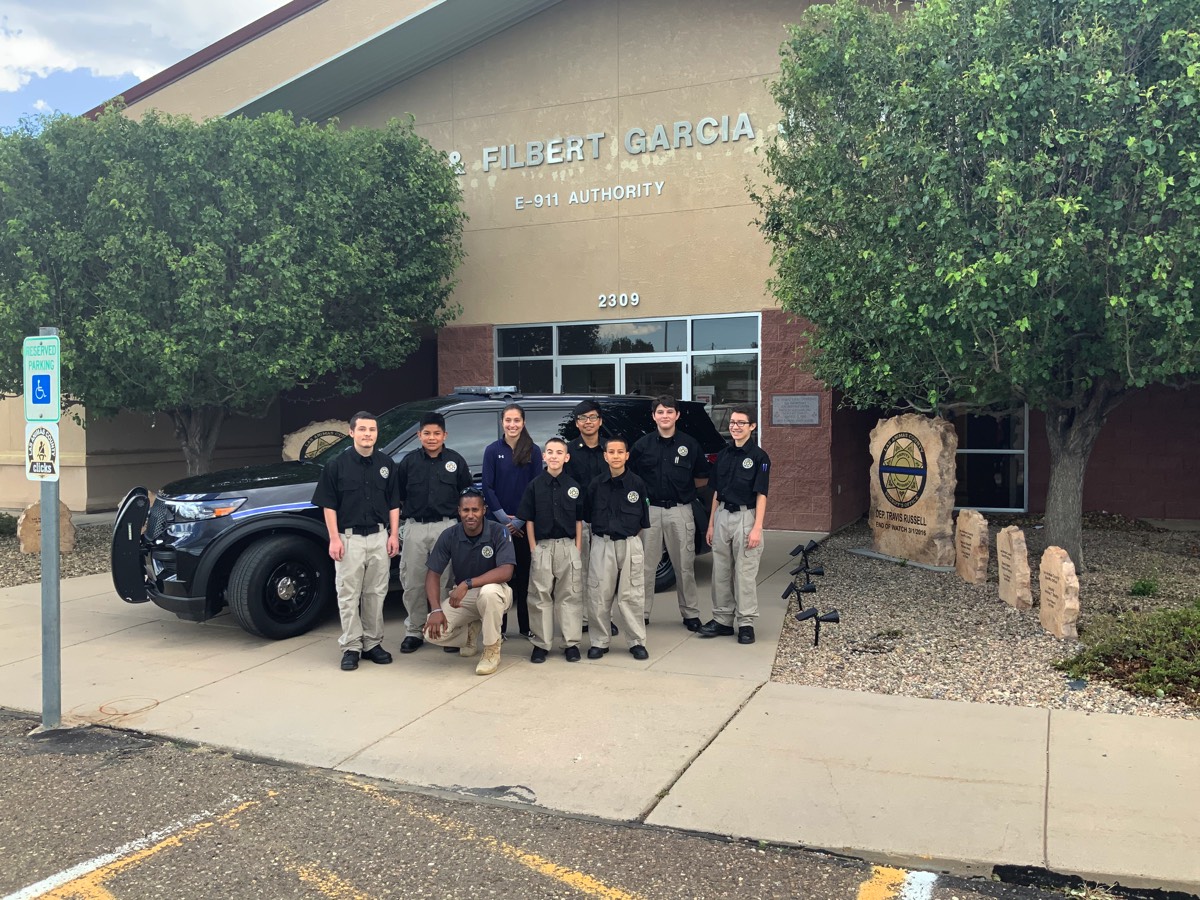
(312, 411), (400, 671)
(585, 436), (652, 660)
(699, 405), (770, 644)
(518, 437), (585, 662)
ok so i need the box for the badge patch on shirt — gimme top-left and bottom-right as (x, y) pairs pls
(445, 461), (458, 472)
(627, 491), (640, 503)
(678, 445), (689, 456)
(481, 545), (494, 559)
(567, 486), (580, 499)
(380, 466), (390, 478)
(742, 458), (754, 469)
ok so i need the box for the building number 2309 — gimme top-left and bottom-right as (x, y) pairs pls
(598, 293), (640, 309)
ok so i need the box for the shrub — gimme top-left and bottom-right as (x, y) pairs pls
(0, 513), (16, 537)
(1129, 576), (1159, 597)
(1056, 601), (1200, 706)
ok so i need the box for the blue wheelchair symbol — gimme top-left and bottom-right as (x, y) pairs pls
(31, 374), (50, 405)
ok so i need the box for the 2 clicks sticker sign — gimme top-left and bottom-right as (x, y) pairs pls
(26, 422), (60, 482)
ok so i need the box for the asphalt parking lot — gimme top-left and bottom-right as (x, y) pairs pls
(0, 710), (1062, 900)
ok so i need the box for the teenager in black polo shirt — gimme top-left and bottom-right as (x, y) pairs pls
(312, 411), (400, 671)
(699, 405), (770, 645)
(585, 436), (652, 661)
(518, 436), (585, 662)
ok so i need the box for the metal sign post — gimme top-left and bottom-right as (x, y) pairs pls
(24, 328), (62, 731)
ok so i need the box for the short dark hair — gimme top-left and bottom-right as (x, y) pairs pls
(349, 411), (377, 429)
(419, 412), (447, 431)
(573, 399), (602, 418)
(603, 435), (629, 452)
(458, 487), (485, 504)
(731, 405), (757, 426)
(544, 436), (569, 451)
(652, 395), (677, 414)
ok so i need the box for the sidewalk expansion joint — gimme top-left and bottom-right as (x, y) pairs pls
(1041, 709), (1051, 871)
(633, 679), (767, 824)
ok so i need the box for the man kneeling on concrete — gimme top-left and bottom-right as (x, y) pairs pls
(422, 488), (515, 675)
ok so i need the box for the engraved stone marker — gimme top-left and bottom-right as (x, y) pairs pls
(869, 414), (957, 566)
(1039, 546), (1080, 639)
(955, 509), (990, 584)
(996, 526), (1032, 609)
(17, 500), (76, 555)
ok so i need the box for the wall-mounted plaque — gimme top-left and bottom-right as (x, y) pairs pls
(771, 394), (820, 426)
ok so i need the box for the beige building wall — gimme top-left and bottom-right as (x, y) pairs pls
(333, 0), (803, 327)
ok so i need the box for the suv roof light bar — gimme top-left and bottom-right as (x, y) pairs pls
(453, 385), (520, 396)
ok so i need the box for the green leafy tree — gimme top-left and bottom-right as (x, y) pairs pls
(0, 109), (465, 474)
(755, 0), (1200, 566)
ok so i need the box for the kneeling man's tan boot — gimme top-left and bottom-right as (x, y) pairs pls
(460, 621), (481, 658)
(475, 641), (501, 675)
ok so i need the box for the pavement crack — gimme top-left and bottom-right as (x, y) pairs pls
(634, 680), (766, 823)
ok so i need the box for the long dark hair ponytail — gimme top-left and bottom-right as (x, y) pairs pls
(502, 403), (535, 466)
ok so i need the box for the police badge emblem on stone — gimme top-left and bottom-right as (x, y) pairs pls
(568, 486), (580, 498)
(482, 546), (494, 558)
(445, 461), (457, 472)
(627, 491), (639, 503)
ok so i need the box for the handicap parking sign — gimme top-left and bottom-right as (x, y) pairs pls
(31, 374), (50, 405)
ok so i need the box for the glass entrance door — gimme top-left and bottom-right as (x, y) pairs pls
(558, 355), (688, 398)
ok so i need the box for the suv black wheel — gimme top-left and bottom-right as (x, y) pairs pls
(654, 551), (676, 593)
(227, 536), (332, 639)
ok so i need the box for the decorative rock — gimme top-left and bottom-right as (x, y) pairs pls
(954, 509), (989, 584)
(1039, 546), (1080, 639)
(868, 414), (957, 567)
(16, 500), (76, 555)
(282, 419), (348, 461)
(997, 526), (1033, 610)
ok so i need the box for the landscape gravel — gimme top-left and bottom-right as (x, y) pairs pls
(771, 514), (1200, 720)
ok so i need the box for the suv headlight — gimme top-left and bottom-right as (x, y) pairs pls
(164, 498), (247, 520)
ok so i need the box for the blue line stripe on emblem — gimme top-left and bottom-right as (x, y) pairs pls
(231, 501), (317, 519)
(880, 465), (926, 476)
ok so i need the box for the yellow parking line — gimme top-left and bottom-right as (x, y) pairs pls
(856, 865), (908, 900)
(346, 777), (645, 900)
(292, 865), (374, 900)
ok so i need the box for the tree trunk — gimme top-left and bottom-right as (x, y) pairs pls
(170, 407), (228, 476)
(1042, 388), (1125, 571)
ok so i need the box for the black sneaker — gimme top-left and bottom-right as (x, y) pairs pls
(564, 646), (581, 662)
(340, 650), (360, 671)
(629, 645), (649, 661)
(362, 645), (393, 664)
(399, 636), (424, 653)
(697, 620), (736, 638)
(530, 647), (548, 664)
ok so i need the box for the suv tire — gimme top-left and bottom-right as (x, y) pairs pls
(228, 536), (332, 639)
(654, 551), (676, 593)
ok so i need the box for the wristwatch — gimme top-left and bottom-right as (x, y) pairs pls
(465, 577), (474, 590)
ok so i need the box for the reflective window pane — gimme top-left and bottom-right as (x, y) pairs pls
(561, 362), (616, 394)
(692, 316), (758, 351)
(497, 359), (553, 394)
(497, 326), (553, 358)
(693, 353), (758, 438)
(559, 322), (677, 355)
(624, 360), (682, 399)
(952, 411), (1024, 451)
(955, 454), (1026, 511)
(440, 411), (499, 476)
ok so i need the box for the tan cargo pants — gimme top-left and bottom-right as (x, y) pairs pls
(424, 584), (513, 650)
(643, 504), (700, 621)
(710, 507), (763, 627)
(588, 534), (646, 649)
(399, 517), (457, 638)
(528, 537), (584, 649)
(335, 528), (389, 652)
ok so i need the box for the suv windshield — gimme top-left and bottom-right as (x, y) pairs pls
(309, 398), (457, 465)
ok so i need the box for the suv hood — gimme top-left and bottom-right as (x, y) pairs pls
(160, 461), (323, 497)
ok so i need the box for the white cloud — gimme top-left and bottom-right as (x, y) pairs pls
(32, 98), (50, 111)
(1, 0), (287, 93)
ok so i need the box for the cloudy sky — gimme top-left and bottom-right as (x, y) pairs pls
(1, 0), (288, 129)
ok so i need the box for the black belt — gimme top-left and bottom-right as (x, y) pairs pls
(411, 515), (452, 524)
(592, 532), (626, 541)
(346, 524), (384, 536)
(724, 503), (751, 513)
(648, 500), (678, 509)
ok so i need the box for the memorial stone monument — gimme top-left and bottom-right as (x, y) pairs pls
(997, 526), (1033, 609)
(954, 509), (990, 584)
(869, 414), (957, 566)
(17, 500), (76, 555)
(282, 419), (349, 461)
(1039, 546), (1080, 639)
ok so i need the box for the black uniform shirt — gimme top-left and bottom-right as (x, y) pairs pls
(713, 441), (771, 508)
(395, 447), (471, 520)
(426, 519), (516, 581)
(630, 430), (711, 505)
(311, 447), (399, 531)
(517, 471), (583, 540)
(563, 439), (606, 518)
(586, 470), (651, 538)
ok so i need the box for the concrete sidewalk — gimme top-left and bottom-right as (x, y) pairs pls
(1, 534), (1197, 894)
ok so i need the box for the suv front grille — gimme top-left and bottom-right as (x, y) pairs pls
(146, 497), (173, 542)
